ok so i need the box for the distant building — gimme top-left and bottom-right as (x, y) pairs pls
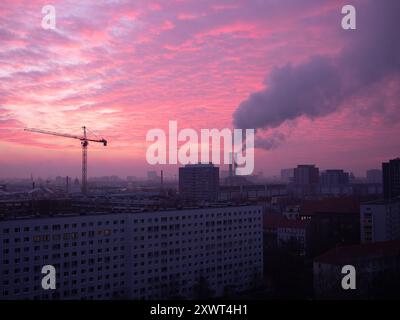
(294, 165), (319, 185)
(383, 158), (400, 199)
(320, 170), (349, 186)
(219, 184), (287, 201)
(314, 240), (400, 299)
(366, 169), (382, 184)
(349, 183), (382, 196)
(147, 171), (158, 182)
(179, 164), (219, 202)
(292, 165), (319, 195)
(360, 198), (400, 243)
(280, 168), (294, 183)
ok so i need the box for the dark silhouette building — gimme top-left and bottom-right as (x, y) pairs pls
(179, 163), (219, 202)
(293, 165), (319, 195)
(300, 198), (360, 257)
(366, 169), (382, 184)
(294, 165), (319, 185)
(383, 158), (400, 200)
(320, 170), (349, 187)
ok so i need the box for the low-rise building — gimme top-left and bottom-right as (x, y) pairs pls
(263, 213), (310, 256)
(300, 198), (360, 256)
(314, 240), (400, 299)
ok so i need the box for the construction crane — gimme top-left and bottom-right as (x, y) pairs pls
(24, 126), (107, 195)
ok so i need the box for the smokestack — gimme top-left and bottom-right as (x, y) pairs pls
(66, 176), (69, 194)
(161, 170), (164, 189)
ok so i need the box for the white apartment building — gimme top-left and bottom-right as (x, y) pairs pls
(360, 199), (400, 243)
(0, 213), (128, 300)
(0, 205), (263, 300)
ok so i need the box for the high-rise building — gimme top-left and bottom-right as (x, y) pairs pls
(383, 158), (400, 199)
(294, 165), (319, 185)
(366, 169), (382, 184)
(179, 163), (219, 202)
(0, 205), (263, 300)
(320, 170), (349, 186)
(360, 199), (400, 243)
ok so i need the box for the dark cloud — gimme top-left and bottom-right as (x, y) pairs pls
(255, 131), (286, 150)
(233, 0), (400, 149)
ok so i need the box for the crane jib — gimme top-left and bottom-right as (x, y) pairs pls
(24, 127), (107, 195)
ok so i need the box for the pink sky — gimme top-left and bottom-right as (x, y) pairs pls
(0, 0), (399, 179)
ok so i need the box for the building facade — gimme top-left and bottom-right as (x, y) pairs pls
(360, 199), (400, 243)
(294, 165), (319, 186)
(0, 205), (263, 300)
(366, 169), (382, 184)
(179, 164), (219, 203)
(320, 170), (349, 187)
(383, 158), (400, 200)
(280, 169), (294, 183)
(0, 213), (128, 300)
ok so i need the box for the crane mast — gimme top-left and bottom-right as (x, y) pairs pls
(82, 126), (88, 195)
(24, 126), (107, 195)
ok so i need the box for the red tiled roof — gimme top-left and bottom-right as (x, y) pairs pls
(314, 240), (400, 265)
(263, 213), (285, 229)
(301, 198), (360, 215)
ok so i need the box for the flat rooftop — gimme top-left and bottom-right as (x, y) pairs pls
(0, 203), (261, 222)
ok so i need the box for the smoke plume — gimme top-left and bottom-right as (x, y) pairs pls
(233, 0), (400, 149)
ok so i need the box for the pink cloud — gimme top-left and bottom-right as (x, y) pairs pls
(1, 0), (398, 177)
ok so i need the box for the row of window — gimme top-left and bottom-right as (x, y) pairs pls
(3, 245), (125, 255)
(1, 211), (261, 235)
(3, 255), (124, 265)
(2, 220), (125, 234)
(3, 285), (125, 297)
(3, 237), (125, 245)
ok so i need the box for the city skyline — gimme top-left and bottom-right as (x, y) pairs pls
(1, 0), (400, 178)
